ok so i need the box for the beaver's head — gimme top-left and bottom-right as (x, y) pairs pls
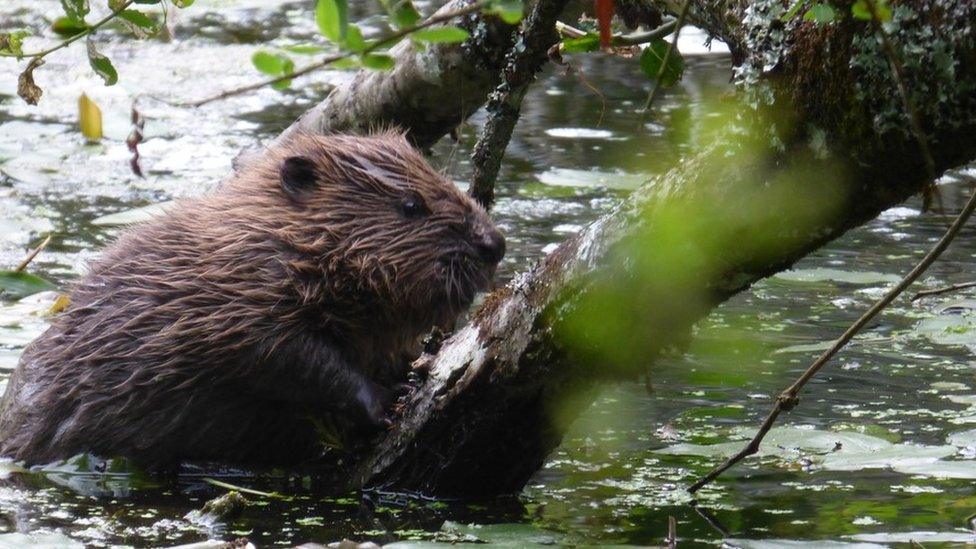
(256, 132), (505, 325)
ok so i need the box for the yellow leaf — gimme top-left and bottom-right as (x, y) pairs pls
(78, 93), (102, 141)
(46, 293), (70, 316)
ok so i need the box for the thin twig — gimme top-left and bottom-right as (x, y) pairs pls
(690, 502), (731, 537)
(642, 0), (691, 112)
(617, 20), (679, 46)
(666, 515), (677, 548)
(203, 477), (286, 499)
(911, 280), (976, 301)
(14, 235), (51, 273)
(865, 0), (934, 177)
(0, 1), (137, 59)
(556, 19), (677, 47)
(554, 21), (587, 38)
(186, 1), (486, 107)
(688, 175), (976, 493)
(864, 0), (938, 209)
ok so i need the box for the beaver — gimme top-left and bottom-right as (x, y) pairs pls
(0, 131), (505, 469)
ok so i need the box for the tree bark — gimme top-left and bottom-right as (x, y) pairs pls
(277, 0), (976, 497)
(279, 0), (518, 150)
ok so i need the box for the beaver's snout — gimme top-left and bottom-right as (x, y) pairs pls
(473, 225), (506, 265)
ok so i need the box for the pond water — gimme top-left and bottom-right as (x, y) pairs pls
(2, 1), (976, 548)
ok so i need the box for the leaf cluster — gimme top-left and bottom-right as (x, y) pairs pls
(2, 0), (194, 104)
(250, 0), (524, 86)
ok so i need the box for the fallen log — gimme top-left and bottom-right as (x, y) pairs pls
(270, 0), (976, 497)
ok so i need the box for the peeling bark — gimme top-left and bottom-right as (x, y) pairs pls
(276, 1), (976, 497)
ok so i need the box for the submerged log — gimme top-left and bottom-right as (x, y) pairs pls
(277, 0), (976, 496)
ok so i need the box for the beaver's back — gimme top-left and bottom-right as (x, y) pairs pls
(0, 202), (320, 467)
(0, 131), (504, 469)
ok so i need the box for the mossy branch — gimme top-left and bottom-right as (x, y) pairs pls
(688, 0), (959, 493)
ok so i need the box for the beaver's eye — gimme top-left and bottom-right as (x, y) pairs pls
(401, 196), (428, 218)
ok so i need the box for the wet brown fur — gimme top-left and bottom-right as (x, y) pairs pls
(0, 132), (503, 469)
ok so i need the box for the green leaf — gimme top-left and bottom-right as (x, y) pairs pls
(272, 57), (295, 90)
(561, 34), (600, 53)
(283, 44), (326, 55)
(60, 0), (89, 22)
(804, 3), (835, 22)
(639, 38), (684, 88)
(410, 26), (470, 44)
(484, 0), (524, 24)
(361, 53), (394, 70)
(172, 0), (194, 7)
(133, 0), (162, 4)
(117, 9), (159, 33)
(344, 24), (366, 53)
(251, 50), (290, 75)
(380, 0), (420, 28)
(782, 0), (805, 21)
(852, 0), (891, 21)
(0, 30), (30, 56)
(330, 57), (361, 70)
(86, 39), (118, 86)
(316, 0), (348, 44)
(51, 17), (89, 37)
(253, 51), (294, 90)
(270, 78), (292, 91)
(0, 271), (56, 300)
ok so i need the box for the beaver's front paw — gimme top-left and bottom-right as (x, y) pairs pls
(350, 382), (392, 432)
(350, 380), (416, 433)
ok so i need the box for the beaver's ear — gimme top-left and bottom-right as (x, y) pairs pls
(280, 156), (319, 198)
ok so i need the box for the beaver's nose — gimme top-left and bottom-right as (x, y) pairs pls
(475, 227), (506, 265)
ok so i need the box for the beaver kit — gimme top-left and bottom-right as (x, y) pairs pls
(0, 132), (505, 469)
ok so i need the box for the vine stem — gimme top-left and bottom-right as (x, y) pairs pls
(864, 0), (935, 182)
(186, 1), (486, 108)
(641, 0), (690, 112)
(689, 174), (976, 493)
(0, 0), (136, 59)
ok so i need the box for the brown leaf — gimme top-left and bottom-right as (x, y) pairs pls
(127, 107), (145, 177)
(17, 57), (44, 105)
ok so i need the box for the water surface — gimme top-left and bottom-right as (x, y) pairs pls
(1, 2), (976, 547)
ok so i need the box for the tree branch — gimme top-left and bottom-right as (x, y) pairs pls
(468, 0), (570, 208)
(0, 0), (136, 60)
(186, 2), (488, 108)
